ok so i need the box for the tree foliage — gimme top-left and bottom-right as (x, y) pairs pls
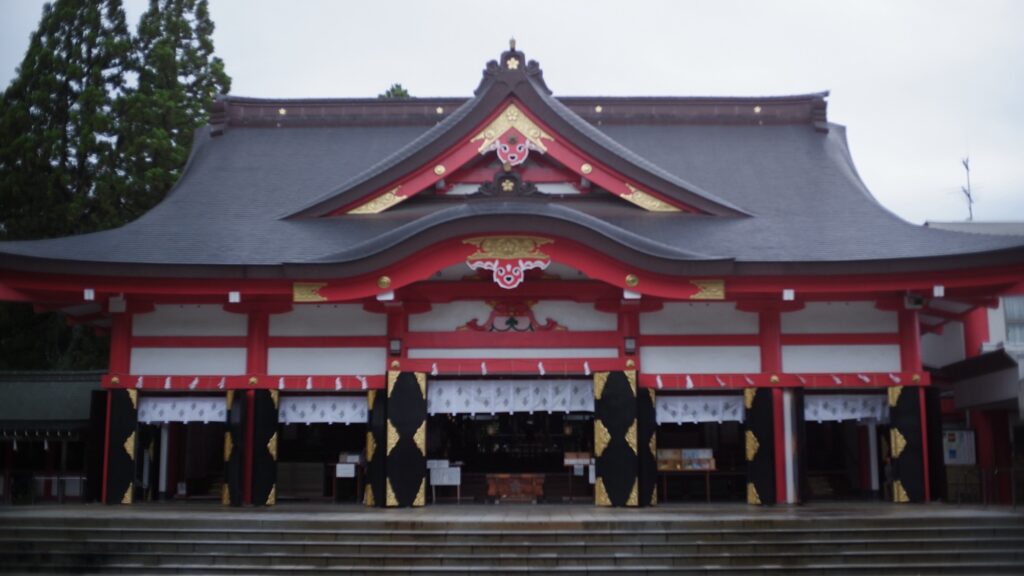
(0, 0), (231, 370)
(378, 83), (411, 99)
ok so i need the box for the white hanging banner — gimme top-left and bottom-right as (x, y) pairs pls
(138, 396), (226, 424)
(655, 395), (745, 425)
(427, 380), (593, 415)
(279, 395), (368, 425)
(804, 394), (889, 423)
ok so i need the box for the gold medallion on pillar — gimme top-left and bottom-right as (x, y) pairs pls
(746, 482), (761, 505)
(893, 480), (909, 503)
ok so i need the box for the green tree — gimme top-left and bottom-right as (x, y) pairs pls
(117, 0), (231, 217)
(0, 0), (132, 369)
(379, 83), (411, 99)
(0, 0), (133, 240)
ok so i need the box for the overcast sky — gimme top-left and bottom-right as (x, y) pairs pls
(2, 0), (1022, 224)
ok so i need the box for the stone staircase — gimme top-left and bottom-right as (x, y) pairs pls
(1, 505), (1023, 574)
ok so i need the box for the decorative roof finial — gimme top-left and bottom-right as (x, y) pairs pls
(510, 37), (516, 51)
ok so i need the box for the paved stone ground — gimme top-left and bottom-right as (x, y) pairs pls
(1, 501), (1021, 524)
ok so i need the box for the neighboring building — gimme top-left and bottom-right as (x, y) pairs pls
(2, 46), (1024, 508)
(923, 221), (1024, 504)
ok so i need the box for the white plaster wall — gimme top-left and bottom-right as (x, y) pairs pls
(267, 348), (386, 375)
(781, 302), (897, 334)
(640, 303), (757, 335)
(639, 346), (761, 373)
(409, 301), (491, 332)
(781, 345), (901, 373)
(130, 348), (247, 375)
(921, 322), (966, 369)
(269, 304), (385, 336)
(531, 302), (617, 331)
(407, 348), (619, 359)
(989, 300), (1007, 347)
(132, 305), (246, 336)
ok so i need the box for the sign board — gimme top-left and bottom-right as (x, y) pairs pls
(339, 453), (361, 464)
(430, 466), (461, 486)
(942, 430), (976, 466)
(335, 463), (356, 478)
(427, 459), (449, 469)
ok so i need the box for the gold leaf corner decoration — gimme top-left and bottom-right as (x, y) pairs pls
(625, 370), (637, 397)
(594, 420), (611, 457)
(365, 431), (376, 463)
(623, 183), (681, 212)
(223, 432), (233, 463)
(386, 420), (399, 456)
(415, 372), (427, 399)
(649, 433), (657, 459)
(266, 484), (277, 506)
(413, 421), (427, 457)
(123, 431), (136, 461)
(890, 428), (907, 459)
(387, 371), (399, 397)
(221, 483), (230, 506)
(270, 389), (279, 410)
(626, 419), (638, 455)
(121, 483), (133, 505)
(595, 477), (611, 506)
(226, 390), (234, 411)
(745, 430), (760, 462)
(127, 389), (138, 410)
(364, 484), (375, 507)
(463, 236), (553, 261)
(594, 372), (609, 400)
(690, 279), (725, 300)
(367, 389), (377, 409)
(347, 186), (407, 215)
(647, 388), (656, 403)
(744, 388), (756, 410)
(650, 485), (658, 506)
(627, 479), (639, 507)
(414, 478), (426, 507)
(267, 432), (278, 461)
(747, 482), (761, 505)
(293, 282), (327, 303)
(386, 479), (398, 507)
(470, 102), (554, 153)
(888, 385), (903, 408)
(893, 480), (909, 503)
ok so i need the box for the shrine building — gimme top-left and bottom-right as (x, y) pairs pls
(2, 45), (1023, 508)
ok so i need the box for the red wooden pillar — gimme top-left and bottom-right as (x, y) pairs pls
(898, 308), (929, 502)
(102, 312), (132, 503)
(244, 310), (269, 505)
(759, 309), (787, 504)
(962, 307), (1009, 502)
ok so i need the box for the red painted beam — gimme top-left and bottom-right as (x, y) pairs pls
(103, 374), (386, 391)
(639, 372), (928, 390)
(404, 331), (620, 349)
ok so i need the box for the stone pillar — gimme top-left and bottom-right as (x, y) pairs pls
(104, 389), (138, 504)
(744, 387), (776, 505)
(593, 371), (639, 507)
(251, 389), (278, 506)
(383, 371), (427, 507)
(223, 391), (246, 506)
(888, 385), (925, 502)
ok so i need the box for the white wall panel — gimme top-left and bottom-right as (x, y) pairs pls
(640, 303), (757, 335)
(921, 322), (965, 369)
(133, 305), (246, 336)
(409, 301), (491, 332)
(782, 345), (901, 373)
(639, 346), (761, 373)
(781, 302), (896, 334)
(270, 304), (385, 336)
(267, 348), (386, 375)
(130, 348), (247, 375)
(531, 302), (617, 331)
(407, 348), (619, 359)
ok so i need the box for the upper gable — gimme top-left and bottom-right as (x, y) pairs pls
(287, 46), (751, 219)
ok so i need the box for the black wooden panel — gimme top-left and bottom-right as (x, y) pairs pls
(792, 388), (806, 505)
(636, 386), (657, 507)
(365, 387), (386, 507)
(744, 387), (776, 505)
(925, 387), (945, 502)
(105, 389), (138, 505)
(385, 372), (427, 507)
(252, 389), (279, 506)
(889, 386), (924, 503)
(224, 391), (245, 507)
(594, 371), (639, 507)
